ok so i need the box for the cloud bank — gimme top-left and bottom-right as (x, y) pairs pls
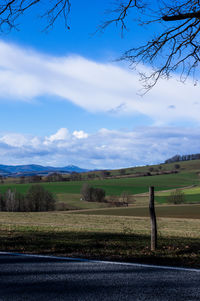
(0, 127), (200, 169)
(0, 40), (200, 125)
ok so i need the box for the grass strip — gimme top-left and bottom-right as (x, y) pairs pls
(0, 225), (199, 269)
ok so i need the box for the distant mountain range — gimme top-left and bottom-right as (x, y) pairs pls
(0, 164), (89, 177)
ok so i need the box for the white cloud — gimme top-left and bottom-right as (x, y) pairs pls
(45, 128), (69, 144)
(0, 133), (28, 147)
(0, 127), (200, 169)
(73, 130), (88, 139)
(0, 40), (200, 125)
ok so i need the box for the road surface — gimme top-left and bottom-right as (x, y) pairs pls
(0, 253), (199, 301)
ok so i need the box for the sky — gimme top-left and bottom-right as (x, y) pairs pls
(0, 0), (200, 169)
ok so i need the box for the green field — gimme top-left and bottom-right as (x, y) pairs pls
(57, 193), (112, 210)
(131, 186), (200, 206)
(1, 170), (200, 209)
(144, 186), (200, 204)
(0, 171), (199, 196)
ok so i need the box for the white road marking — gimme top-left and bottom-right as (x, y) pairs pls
(0, 251), (200, 273)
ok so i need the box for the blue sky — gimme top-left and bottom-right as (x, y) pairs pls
(0, 1), (200, 169)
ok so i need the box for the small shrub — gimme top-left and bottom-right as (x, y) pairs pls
(81, 184), (106, 202)
(91, 187), (105, 202)
(167, 189), (185, 204)
(26, 185), (56, 211)
(0, 189), (26, 212)
(81, 183), (93, 202)
(107, 195), (128, 207)
(120, 169), (126, 176)
(120, 191), (131, 206)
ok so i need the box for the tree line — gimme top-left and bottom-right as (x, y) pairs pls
(0, 185), (55, 212)
(165, 153), (200, 164)
(0, 171), (113, 185)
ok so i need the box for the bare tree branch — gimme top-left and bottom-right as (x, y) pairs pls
(102, 0), (200, 89)
(98, 0), (146, 34)
(163, 10), (200, 21)
(0, 0), (71, 31)
(0, 1), (200, 89)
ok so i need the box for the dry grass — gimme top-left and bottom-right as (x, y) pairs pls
(0, 211), (199, 238)
(0, 212), (199, 268)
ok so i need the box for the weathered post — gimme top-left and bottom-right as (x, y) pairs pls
(149, 186), (157, 251)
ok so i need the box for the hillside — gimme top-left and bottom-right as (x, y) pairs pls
(83, 159), (200, 179)
(1, 155), (200, 178)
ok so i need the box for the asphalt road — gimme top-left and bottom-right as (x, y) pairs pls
(0, 253), (200, 301)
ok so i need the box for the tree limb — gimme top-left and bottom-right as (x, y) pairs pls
(163, 11), (200, 21)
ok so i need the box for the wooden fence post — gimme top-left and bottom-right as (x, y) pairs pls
(149, 186), (157, 251)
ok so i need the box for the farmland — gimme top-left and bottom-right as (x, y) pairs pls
(72, 204), (200, 219)
(0, 160), (200, 268)
(1, 168), (200, 212)
(0, 212), (199, 268)
(0, 171), (200, 209)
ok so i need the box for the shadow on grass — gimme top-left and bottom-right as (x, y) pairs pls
(0, 230), (200, 268)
